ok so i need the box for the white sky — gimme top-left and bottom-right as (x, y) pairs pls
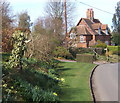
(8, 0), (120, 30)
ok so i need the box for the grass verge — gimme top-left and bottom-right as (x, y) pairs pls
(58, 62), (96, 101)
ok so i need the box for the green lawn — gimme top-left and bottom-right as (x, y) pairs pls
(58, 62), (96, 101)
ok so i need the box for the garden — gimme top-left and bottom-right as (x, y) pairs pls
(1, 1), (120, 102)
(2, 29), (120, 102)
(2, 30), (62, 102)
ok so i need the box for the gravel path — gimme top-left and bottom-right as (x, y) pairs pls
(93, 63), (119, 101)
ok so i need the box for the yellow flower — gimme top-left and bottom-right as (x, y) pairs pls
(11, 86), (14, 89)
(5, 89), (11, 92)
(14, 91), (17, 93)
(3, 84), (7, 87)
(53, 92), (58, 96)
(60, 78), (65, 82)
(55, 77), (59, 80)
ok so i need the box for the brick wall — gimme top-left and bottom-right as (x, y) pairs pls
(77, 42), (87, 48)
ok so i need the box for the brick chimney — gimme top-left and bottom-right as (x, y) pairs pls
(86, 9), (94, 21)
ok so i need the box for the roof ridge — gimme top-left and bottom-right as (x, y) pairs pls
(83, 19), (97, 35)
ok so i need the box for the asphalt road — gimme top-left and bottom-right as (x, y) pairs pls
(93, 63), (119, 101)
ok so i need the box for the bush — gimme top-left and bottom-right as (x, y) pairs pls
(53, 46), (73, 59)
(2, 53), (11, 62)
(76, 54), (95, 63)
(94, 48), (106, 55)
(69, 47), (94, 58)
(95, 40), (107, 48)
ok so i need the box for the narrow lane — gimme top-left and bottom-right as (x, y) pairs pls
(93, 63), (119, 101)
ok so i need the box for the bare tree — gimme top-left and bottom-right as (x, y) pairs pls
(32, 34), (53, 61)
(45, 0), (76, 33)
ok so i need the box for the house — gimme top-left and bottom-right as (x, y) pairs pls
(66, 9), (111, 48)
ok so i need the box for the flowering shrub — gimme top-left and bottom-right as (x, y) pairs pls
(8, 30), (27, 69)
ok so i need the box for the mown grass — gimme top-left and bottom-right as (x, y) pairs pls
(107, 45), (120, 52)
(58, 62), (96, 101)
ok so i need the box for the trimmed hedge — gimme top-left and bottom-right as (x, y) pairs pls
(69, 47), (105, 59)
(76, 54), (95, 63)
(69, 47), (94, 58)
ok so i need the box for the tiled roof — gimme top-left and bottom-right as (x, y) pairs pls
(92, 23), (101, 30)
(93, 19), (101, 23)
(83, 18), (98, 35)
(76, 25), (91, 35)
(71, 18), (109, 36)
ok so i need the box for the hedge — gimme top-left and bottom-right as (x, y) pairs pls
(76, 54), (95, 63)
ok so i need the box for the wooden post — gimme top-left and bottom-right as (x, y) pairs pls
(64, 0), (68, 48)
(64, 0), (67, 36)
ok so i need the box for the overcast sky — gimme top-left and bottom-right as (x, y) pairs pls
(8, 0), (120, 30)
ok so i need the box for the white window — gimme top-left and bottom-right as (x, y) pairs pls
(70, 33), (76, 39)
(80, 35), (84, 42)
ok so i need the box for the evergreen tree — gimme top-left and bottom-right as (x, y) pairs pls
(18, 11), (31, 30)
(112, 1), (120, 45)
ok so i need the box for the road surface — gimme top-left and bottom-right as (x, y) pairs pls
(92, 63), (119, 101)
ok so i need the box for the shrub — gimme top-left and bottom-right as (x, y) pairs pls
(2, 53), (11, 62)
(94, 48), (106, 55)
(95, 40), (107, 48)
(69, 47), (94, 58)
(8, 30), (28, 69)
(76, 54), (95, 63)
(53, 46), (73, 59)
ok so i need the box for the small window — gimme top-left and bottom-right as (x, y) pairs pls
(80, 35), (84, 42)
(98, 28), (101, 35)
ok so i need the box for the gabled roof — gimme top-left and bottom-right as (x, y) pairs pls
(75, 17), (110, 35)
(92, 23), (101, 30)
(76, 25), (92, 35)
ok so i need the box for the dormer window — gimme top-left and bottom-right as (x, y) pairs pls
(70, 33), (76, 39)
(98, 28), (101, 35)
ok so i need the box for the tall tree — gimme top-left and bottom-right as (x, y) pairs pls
(0, 0), (14, 52)
(112, 1), (120, 45)
(45, 0), (75, 35)
(18, 11), (31, 30)
(112, 1), (120, 32)
(45, 1), (64, 37)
